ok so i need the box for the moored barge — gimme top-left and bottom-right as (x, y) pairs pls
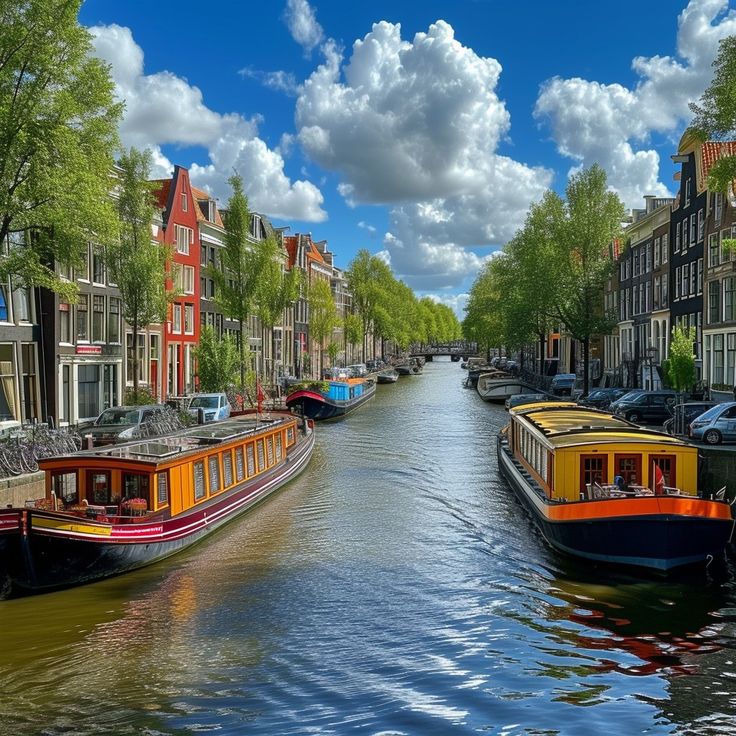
(0, 412), (314, 598)
(497, 401), (734, 574)
(286, 377), (375, 420)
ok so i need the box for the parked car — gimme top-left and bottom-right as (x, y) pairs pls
(550, 373), (577, 396)
(688, 401), (736, 444)
(187, 393), (231, 423)
(578, 387), (629, 410)
(608, 389), (646, 413)
(81, 405), (167, 446)
(612, 390), (676, 425)
(663, 401), (717, 436)
(505, 393), (551, 410)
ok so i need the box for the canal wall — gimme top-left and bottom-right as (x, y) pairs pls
(699, 445), (736, 501)
(0, 472), (44, 508)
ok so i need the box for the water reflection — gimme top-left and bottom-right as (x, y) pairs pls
(0, 359), (735, 734)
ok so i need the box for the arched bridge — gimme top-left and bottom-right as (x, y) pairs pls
(410, 342), (479, 361)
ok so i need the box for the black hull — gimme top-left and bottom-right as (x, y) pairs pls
(497, 436), (733, 573)
(0, 430), (315, 597)
(287, 383), (375, 420)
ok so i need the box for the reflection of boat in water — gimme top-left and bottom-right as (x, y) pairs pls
(285, 377), (376, 420)
(497, 401), (734, 574)
(0, 413), (315, 598)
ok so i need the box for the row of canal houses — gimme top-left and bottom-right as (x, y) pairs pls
(533, 131), (736, 395)
(0, 165), (362, 428)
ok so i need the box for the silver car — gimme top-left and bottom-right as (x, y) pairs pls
(689, 402), (736, 444)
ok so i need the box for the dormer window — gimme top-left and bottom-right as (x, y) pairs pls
(685, 178), (691, 207)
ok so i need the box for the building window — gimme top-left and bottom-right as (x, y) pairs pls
(92, 247), (105, 284)
(685, 178), (691, 206)
(20, 343), (38, 421)
(92, 295), (105, 342)
(78, 243), (90, 281)
(675, 222), (681, 252)
(654, 238), (660, 269)
(696, 258), (702, 295)
(76, 294), (89, 341)
(726, 277), (736, 322)
(59, 302), (71, 343)
(682, 219), (689, 249)
(183, 265), (195, 295)
(662, 273), (668, 308)
(709, 233), (720, 268)
(690, 214), (697, 246)
(0, 343), (17, 421)
(108, 297), (121, 343)
(698, 208), (705, 242)
(715, 192), (724, 225)
(175, 225), (192, 255)
(181, 192), (187, 212)
(714, 334), (725, 385)
(77, 364), (100, 419)
(662, 234), (668, 263)
(173, 304), (182, 333)
(728, 334), (736, 385)
(682, 264), (689, 298)
(12, 287), (31, 323)
(0, 285), (7, 322)
(184, 304), (194, 335)
(709, 280), (721, 324)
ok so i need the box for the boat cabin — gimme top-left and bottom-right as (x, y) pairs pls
(507, 402), (698, 501)
(37, 415), (301, 522)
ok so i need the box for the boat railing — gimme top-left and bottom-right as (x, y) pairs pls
(25, 497), (152, 523)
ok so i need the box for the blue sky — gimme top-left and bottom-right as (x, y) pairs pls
(79, 0), (736, 316)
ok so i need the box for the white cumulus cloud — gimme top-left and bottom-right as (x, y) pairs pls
(534, 0), (736, 208)
(283, 0), (324, 54)
(89, 23), (326, 222)
(296, 19), (551, 289)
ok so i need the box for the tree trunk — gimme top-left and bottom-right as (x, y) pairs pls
(538, 333), (546, 377)
(239, 317), (246, 392)
(132, 319), (139, 402)
(582, 336), (590, 397)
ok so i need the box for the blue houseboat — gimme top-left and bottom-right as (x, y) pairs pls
(286, 378), (376, 420)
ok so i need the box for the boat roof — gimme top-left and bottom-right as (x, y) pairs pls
(509, 402), (690, 450)
(45, 415), (294, 469)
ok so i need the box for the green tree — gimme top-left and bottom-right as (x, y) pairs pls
(690, 36), (736, 192)
(0, 0), (121, 297)
(107, 148), (170, 402)
(254, 235), (301, 382)
(327, 340), (340, 366)
(194, 325), (240, 392)
(663, 326), (697, 393)
(344, 313), (362, 361)
(211, 174), (265, 389)
(307, 278), (339, 377)
(549, 165), (624, 395)
(347, 250), (392, 360)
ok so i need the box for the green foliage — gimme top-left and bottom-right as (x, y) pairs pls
(663, 326), (697, 393)
(344, 313), (362, 347)
(123, 386), (156, 406)
(0, 0), (121, 293)
(255, 236), (301, 329)
(327, 340), (340, 365)
(194, 326), (240, 392)
(690, 36), (736, 192)
(308, 278), (339, 376)
(108, 148), (171, 395)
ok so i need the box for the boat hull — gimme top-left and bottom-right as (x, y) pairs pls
(0, 428), (315, 597)
(477, 379), (535, 402)
(286, 382), (376, 420)
(497, 435), (734, 573)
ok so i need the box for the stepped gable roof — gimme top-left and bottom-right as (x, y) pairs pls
(282, 233), (326, 269)
(675, 131), (736, 194)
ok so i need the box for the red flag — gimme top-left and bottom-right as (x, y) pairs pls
(256, 379), (265, 413)
(654, 464), (665, 496)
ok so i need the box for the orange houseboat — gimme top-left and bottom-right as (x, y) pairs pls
(0, 412), (314, 598)
(497, 401), (734, 573)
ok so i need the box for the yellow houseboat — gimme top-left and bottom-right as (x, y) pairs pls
(497, 401), (734, 573)
(0, 412), (314, 598)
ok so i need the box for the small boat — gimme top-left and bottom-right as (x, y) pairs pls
(376, 368), (399, 384)
(476, 371), (537, 402)
(395, 357), (424, 375)
(0, 412), (315, 598)
(497, 401), (734, 574)
(285, 377), (376, 420)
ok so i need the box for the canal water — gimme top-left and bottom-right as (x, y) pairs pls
(1, 358), (736, 735)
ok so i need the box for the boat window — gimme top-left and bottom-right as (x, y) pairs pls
(157, 472), (168, 506)
(651, 455), (676, 488)
(275, 433), (283, 462)
(235, 446), (245, 481)
(193, 461), (206, 500)
(53, 471), (77, 504)
(123, 473), (149, 503)
(208, 456), (221, 493)
(580, 455), (608, 493)
(266, 436), (274, 466)
(223, 450), (233, 487)
(88, 471), (112, 505)
(256, 439), (265, 471)
(246, 444), (255, 476)
(286, 426), (295, 446)
(614, 454), (641, 485)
